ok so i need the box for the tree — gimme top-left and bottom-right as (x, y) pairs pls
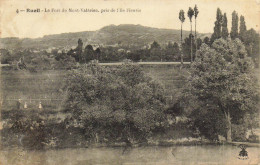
(150, 41), (162, 61)
(221, 13), (229, 39)
(210, 8), (223, 44)
(194, 5), (199, 54)
(0, 49), (12, 64)
(67, 39), (83, 62)
(243, 29), (260, 67)
(62, 64), (167, 143)
(95, 48), (101, 61)
(179, 9), (185, 65)
(182, 34), (195, 61)
(187, 7), (194, 62)
(76, 39), (83, 62)
(164, 42), (180, 61)
(203, 37), (210, 45)
(196, 38), (202, 50)
(189, 39), (258, 142)
(239, 15), (247, 42)
(83, 44), (95, 63)
(172, 42), (181, 59)
(150, 41), (161, 49)
(230, 11), (239, 40)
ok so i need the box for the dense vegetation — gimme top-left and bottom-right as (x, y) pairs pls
(62, 64), (167, 143)
(187, 39), (259, 141)
(0, 7), (259, 150)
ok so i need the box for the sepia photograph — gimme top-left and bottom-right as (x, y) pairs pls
(0, 0), (259, 164)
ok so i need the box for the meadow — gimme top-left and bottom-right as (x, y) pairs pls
(0, 64), (190, 111)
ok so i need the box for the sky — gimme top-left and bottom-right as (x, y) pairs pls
(0, 0), (259, 38)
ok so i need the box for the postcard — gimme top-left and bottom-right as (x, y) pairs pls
(0, 0), (259, 164)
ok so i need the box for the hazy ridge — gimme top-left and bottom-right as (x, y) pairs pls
(0, 24), (210, 50)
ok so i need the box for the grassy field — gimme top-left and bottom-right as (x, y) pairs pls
(0, 69), (67, 110)
(0, 64), (190, 111)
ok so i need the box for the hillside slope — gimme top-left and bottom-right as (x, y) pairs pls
(0, 24), (210, 50)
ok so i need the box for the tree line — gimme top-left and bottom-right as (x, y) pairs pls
(177, 6), (259, 142)
(179, 6), (259, 67)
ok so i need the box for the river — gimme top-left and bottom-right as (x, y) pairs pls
(0, 145), (259, 165)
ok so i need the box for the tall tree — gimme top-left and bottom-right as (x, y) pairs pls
(239, 15), (247, 42)
(230, 11), (239, 40)
(95, 48), (101, 61)
(150, 41), (162, 61)
(172, 42), (180, 61)
(203, 37), (210, 45)
(244, 28), (260, 67)
(150, 41), (161, 49)
(73, 38), (83, 62)
(210, 8), (223, 44)
(84, 44), (95, 63)
(189, 39), (258, 142)
(221, 13), (229, 39)
(179, 10), (185, 66)
(194, 5), (199, 54)
(187, 7), (194, 62)
(182, 34), (195, 62)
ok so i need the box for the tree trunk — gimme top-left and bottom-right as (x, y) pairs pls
(195, 18), (197, 56)
(95, 133), (99, 143)
(190, 21), (193, 63)
(180, 23), (183, 67)
(225, 111), (232, 142)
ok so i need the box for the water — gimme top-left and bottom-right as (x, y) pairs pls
(0, 145), (259, 165)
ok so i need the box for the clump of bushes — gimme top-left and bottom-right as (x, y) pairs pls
(62, 64), (167, 143)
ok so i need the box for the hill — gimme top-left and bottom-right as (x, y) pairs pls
(0, 24), (210, 50)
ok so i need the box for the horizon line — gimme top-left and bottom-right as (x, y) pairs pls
(0, 24), (212, 39)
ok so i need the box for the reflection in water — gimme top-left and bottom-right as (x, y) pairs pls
(0, 145), (259, 165)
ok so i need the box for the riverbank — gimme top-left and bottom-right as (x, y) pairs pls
(1, 144), (259, 165)
(2, 135), (259, 151)
(228, 141), (260, 148)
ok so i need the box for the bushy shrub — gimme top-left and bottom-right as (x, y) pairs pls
(62, 64), (167, 143)
(248, 134), (259, 143)
(231, 124), (247, 142)
(189, 107), (227, 141)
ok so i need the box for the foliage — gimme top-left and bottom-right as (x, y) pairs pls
(230, 11), (239, 40)
(203, 37), (210, 45)
(221, 13), (229, 39)
(179, 9), (185, 64)
(243, 29), (260, 67)
(211, 8), (223, 44)
(52, 54), (76, 70)
(0, 49), (12, 64)
(150, 41), (163, 61)
(187, 7), (194, 22)
(231, 124), (247, 142)
(188, 38), (259, 141)
(83, 44), (96, 62)
(194, 5), (199, 19)
(194, 5), (199, 51)
(62, 64), (167, 142)
(164, 42), (180, 61)
(239, 15), (247, 42)
(151, 41), (161, 49)
(182, 35), (202, 61)
(2, 110), (47, 149)
(190, 107), (227, 140)
(248, 134), (259, 143)
(179, 10), (185, 23)
(187, 7), (194, 61)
